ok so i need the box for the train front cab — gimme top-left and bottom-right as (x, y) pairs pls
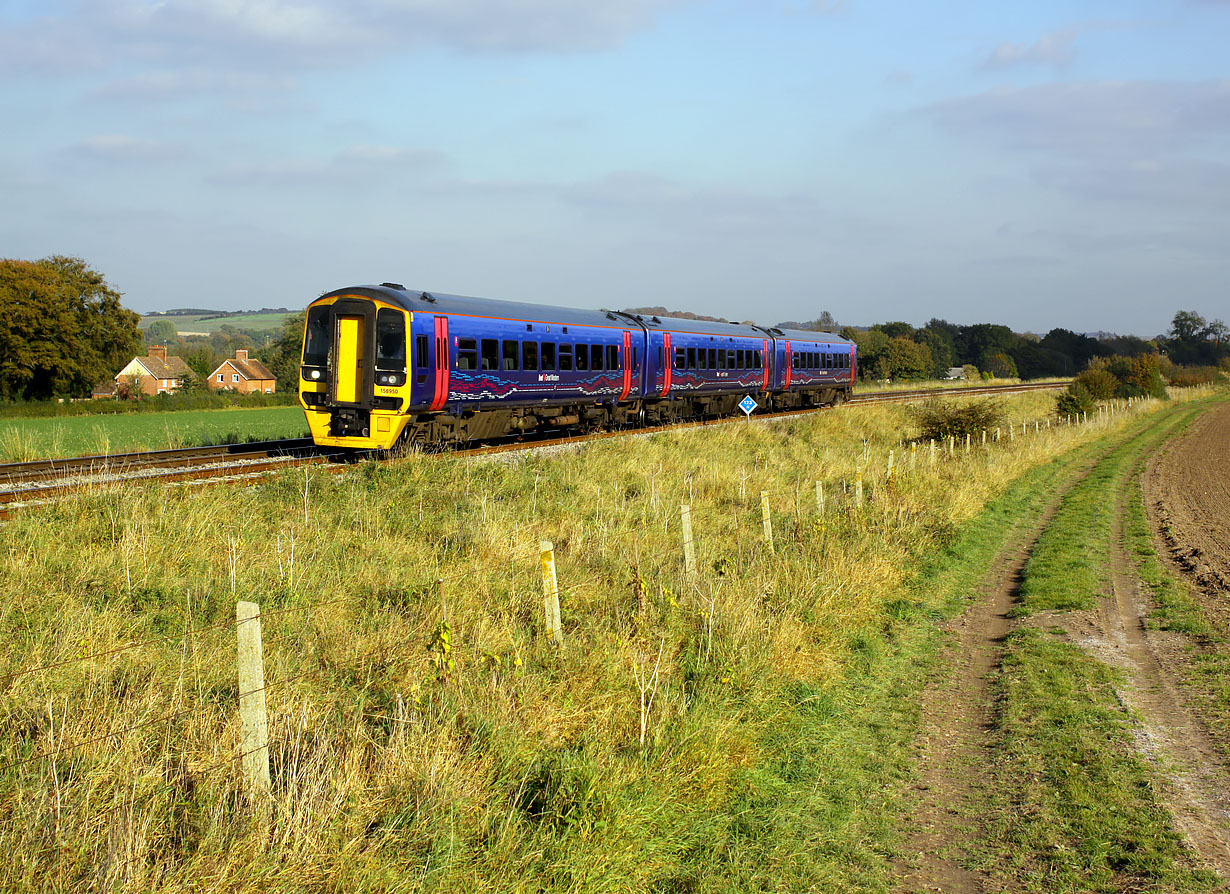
(299, 294), (414, 450)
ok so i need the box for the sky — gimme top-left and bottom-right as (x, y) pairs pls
(2, 1), (1228, 336)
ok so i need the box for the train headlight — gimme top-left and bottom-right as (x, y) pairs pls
(310, 370), (321, 380)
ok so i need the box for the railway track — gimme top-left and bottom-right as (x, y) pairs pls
(0, 380), (1068, 517)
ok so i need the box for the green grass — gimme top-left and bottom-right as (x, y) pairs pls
(986, 627), (1219, 893)
(0, 405), (308, 459)
(0, 389), (1216, 892)
(1017, 403), (1205, 614)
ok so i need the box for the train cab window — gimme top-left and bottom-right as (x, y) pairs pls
(606, 345), (619, 370)
(302, 306), (331, 367)
(375, 309), (406, 371)
(576, 345), (589, 371)
(522, 342), (539, 371)
(502, 341), (519, 371)
(457, 338), (478, 370)
(416, 336), (429, 369)
(686, 347), (696, 369)
(591, 344), (604, 370)
(559, 344), (574, 371)
(541, 343), (556, 371)
(480, 339), (499, 371)
(674, 347), (684, 370)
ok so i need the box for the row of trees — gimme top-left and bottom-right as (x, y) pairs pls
(817, 313), (1228, 383)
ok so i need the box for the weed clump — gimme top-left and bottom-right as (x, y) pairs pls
(908, 398), (1005, 442)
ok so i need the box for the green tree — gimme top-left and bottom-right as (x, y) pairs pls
(982, 351), (1018, 378)
(881, 336), (933, 380)
(0, 256), (142, 400)
(145, 319), (177, 343)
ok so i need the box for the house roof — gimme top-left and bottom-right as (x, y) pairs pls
(123, 354), (192, 380)
(211, 357), (275, 381)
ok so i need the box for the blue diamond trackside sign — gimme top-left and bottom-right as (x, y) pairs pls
(738, 395), (758, 417)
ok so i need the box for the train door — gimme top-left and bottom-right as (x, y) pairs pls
(328, 298), (376, 408)
(430, 316), (449, 411)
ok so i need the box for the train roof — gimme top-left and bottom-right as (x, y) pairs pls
(772, 327), (853, 345)
(316, 285), (851, 344)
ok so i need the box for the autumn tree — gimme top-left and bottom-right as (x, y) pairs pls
(0, 256), (142, 400)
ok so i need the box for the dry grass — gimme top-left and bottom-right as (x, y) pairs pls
(0, 390), (1185, 891)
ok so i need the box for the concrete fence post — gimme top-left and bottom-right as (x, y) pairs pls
(236, 601), (272, 820)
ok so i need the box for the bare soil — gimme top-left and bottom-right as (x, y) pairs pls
(902, 400), (1230, 892)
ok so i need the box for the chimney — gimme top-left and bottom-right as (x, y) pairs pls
(235, 349), (249, 362)
(149, 345), (167, 360)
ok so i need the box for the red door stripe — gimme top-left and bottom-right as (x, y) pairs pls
(762, 339), (770, 391)
(619, 330), (632, 401)
(783, 340), (792, 389)
(663, 333), (672, 397)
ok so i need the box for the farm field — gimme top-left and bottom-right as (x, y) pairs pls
(139, 312), (295, 335)
(0, 406), (308, 460)
(1, 387), (1227, 892)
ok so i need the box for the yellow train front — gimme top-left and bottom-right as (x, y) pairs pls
(298, 285), (417, 450)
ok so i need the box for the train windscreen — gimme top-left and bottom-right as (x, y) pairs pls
(303, 306), (331, 367)
(375, 308), (406, 370)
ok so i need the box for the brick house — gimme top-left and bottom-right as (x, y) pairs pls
(112, 345), (194, 396)
(207, 349), (276, 394)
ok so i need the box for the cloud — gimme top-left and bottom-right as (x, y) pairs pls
(70, 134), (192, 163)
(1032, 158), (1230, 210)
(923, 80), (1230, 158)
(979, 30), (1076, 70)
(1, 0), (689, 75)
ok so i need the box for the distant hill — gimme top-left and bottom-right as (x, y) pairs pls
(620, 306), (730, 323)
(147, 307), (293, 318)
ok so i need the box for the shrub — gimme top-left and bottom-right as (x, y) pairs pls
(909, 398), (1005, 441)
(1107, 354), (1165, 399)
(1165, 365), (1225, 387)
(1056, 382), (1095, 417)
(962, 364), (980, 381)
(1074, 368), (1117, 401)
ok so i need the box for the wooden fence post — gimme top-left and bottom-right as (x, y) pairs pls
(236, 601), (271, 819)
(539, 541), (563, 645)
(760, 491), (774, 552)
(680, 504), (697, 578)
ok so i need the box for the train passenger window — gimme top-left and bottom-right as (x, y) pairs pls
(606, 345), (619, 370)
(727, 350), (736, 369)
(481, 339), (499, 371)
(753, 350), (762, 368)
(686, 347), (696, 369)
(559, 344), (573, 371)
(523, 342), (539, 371)
(416, 336), (429, 369)
(576, 345), (589, 371)
(375, 309), (407, 371)
(591, 345), (604, 370)
(542, 343), (556, 370)
(708, 348), (717, 369)
(736, 349), (745, 369)
(791, 353), (799, 369)
(633, 347), (640, 368)
(698, 349), (707, 370)
(502, 341), (519, 371)
(717, 350), (726, 370)
(674, 347), (684, 370)
(457, 338), (478, 370)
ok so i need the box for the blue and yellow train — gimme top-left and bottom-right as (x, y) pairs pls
(298, 283), (856, 450)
